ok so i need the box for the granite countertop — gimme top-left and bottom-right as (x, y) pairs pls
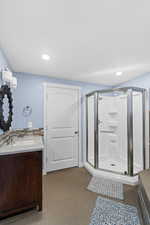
(0, 128), (44, 155)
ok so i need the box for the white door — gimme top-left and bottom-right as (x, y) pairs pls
(45, 84), (80, 172)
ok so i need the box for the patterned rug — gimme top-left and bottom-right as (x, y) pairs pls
(87, 176), (124, 200)
(89, 197), (140, 225)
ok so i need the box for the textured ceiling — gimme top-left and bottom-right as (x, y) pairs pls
(0, 0), (150, 85)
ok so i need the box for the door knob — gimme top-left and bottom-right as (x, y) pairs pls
(74, 131), (79, 134)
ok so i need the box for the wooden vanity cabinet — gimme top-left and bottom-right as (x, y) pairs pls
(0, 151), (42, 219)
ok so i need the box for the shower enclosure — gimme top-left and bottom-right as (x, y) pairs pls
(86, 87), (149, 177)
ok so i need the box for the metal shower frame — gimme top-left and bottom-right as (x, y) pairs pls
(86, 86), (148, 176)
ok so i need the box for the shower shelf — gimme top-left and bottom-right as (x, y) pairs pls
(108, 121), (118, 128)
(109, 125), (118, 128)
(108, 111), (118, 114)
(100, 130), (114, 133)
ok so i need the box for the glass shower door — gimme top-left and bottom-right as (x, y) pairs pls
(132, 91), (144, 174)
(98, 92), (128, 174)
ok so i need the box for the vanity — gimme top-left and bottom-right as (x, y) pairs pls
(0, 129), (43, 219)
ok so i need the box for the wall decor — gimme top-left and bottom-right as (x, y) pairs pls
(0, 85), (13, 132)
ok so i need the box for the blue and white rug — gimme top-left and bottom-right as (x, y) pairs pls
(87, 176), (124, 200)
(89, 197), (140, 225)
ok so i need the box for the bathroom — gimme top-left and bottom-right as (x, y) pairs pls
(0, 1), (150, 225)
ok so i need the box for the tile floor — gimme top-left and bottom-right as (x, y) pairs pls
(0, 167), (138, 225)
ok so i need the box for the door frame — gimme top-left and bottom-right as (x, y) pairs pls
(43, 82), (82, 174)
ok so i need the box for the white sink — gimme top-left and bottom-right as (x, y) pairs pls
(0, 136), (44, 155)
(12, 140), (35, 147)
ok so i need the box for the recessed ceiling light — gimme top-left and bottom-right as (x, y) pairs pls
(116, 71), (123, 76)
(42, 54), (50, 61)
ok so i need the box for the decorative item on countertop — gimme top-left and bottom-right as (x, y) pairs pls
(0, 85), (13, 132)
(27, 121), (33, 130)
(10, 77), (17, 89)
(1, 67), (17, 89)
(2, 70), (12, 83)
(22, 106), (32, 130)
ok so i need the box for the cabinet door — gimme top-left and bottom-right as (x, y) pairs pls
(0, 151), (42, 216)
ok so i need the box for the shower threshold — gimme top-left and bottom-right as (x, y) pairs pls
(99, 159), (127, 174)
(84, 162), (138, 185)
(88, 157), (143, 175)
